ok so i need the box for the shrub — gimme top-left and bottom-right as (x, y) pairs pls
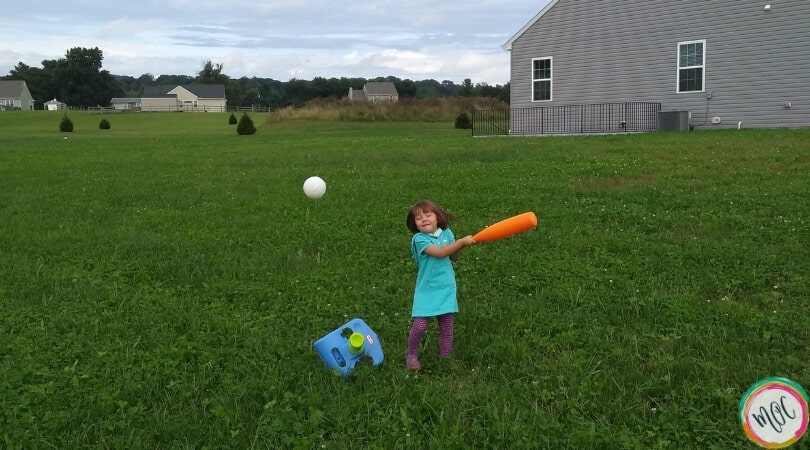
(99, 119), (111, 130)
(454, 112), (472, 129)
(228, 113), (237, 125)
(59, 114), (74, 132)
(237, 113), (257, 135)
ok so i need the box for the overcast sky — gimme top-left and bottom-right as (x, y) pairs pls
(1, 1), (550, 85)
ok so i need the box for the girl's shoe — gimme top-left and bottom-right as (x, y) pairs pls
(406, 355), (421, 371)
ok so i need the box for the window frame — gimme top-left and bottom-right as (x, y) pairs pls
(531, 57), (553, 102)
(677, 39), (706, 93)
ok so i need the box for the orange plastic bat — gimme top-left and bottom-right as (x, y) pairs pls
(472, 212), (538, 243)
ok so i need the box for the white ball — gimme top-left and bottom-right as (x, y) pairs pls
(303, 176), (327, 199)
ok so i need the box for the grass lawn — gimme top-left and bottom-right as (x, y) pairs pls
(0, 111), (808, 448)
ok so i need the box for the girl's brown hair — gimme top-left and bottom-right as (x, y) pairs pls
(406, 199), (455, 234)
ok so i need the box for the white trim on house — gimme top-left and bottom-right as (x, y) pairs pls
(676, 39), (707, 94)
(531, 57), (553, 102)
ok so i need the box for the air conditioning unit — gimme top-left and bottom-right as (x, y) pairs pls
(658, 111), (690, 131)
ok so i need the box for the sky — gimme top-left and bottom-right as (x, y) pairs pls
(0, 0), (550, 85)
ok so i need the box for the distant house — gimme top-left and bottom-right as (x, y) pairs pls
(139, 84), (227, 112)
(0, 80), (35, 110)
(44, 98), (67, 111)
(503, 0), (810, 133)
(110, 98), (141, 110)
(348, 82), (399, 103)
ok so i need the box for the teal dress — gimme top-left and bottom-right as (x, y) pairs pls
(410, 228), (458, 317)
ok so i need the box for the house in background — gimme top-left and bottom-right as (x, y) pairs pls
(0, 80), (35, 110)
(110, 97), (141, 110)
(44, 98), (67, 111)
(503, 0), (810, 133)
(139, 84), (226, 112)
(348, 82), (399, 103)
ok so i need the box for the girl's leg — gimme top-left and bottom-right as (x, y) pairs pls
(407, 317), (429, 368)
(437, 313), (454, 358)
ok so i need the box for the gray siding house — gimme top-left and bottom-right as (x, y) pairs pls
(503, 0), (810, 132)
(0, 80), (35, 110)
(348, 82), (399, 102)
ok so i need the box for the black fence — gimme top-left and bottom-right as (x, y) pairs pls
(472, 102), (662, 136)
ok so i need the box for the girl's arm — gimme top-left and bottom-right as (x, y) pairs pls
(424, 235), (476, 260)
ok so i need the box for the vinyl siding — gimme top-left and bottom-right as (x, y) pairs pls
(0, 81), (35, 110)
(508, 0), (810, 130)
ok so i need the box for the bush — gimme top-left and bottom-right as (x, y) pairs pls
(59, 114), (74, 132)
(228, 113), (237, 125)
(237, 113), (257, 135)
(99, 119), (111, 130)
(454, 112), (472, 129)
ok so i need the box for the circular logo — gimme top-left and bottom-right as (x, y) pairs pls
(740, 377), (808, 448)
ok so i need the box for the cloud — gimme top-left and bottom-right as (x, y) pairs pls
(0, 0), (548, 84)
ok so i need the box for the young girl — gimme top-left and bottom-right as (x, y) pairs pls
(405, 200), (476, 371)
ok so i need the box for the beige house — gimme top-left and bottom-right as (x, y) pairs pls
(0, 80), (35, 110)
(139, 84), (227, 112)
(348, 82), (399, 103)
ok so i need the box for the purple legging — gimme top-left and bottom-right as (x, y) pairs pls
(407, 313), (454, 359)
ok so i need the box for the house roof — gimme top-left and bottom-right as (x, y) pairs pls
(143, 84), (226, 98)
(142, 86), (177, 98)
(364, 82), (398, 96)
(44, 98), (66, 105)
(502, 0), (561, 51)
(350, 89), (367, 101)
(0, 80), (27, 98)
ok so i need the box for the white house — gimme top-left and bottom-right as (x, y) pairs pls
(44, 98), (67, 111)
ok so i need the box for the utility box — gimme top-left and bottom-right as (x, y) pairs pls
(658, 110), (690, 131)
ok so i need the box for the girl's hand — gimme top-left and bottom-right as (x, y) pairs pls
(459, 235), (476, 247)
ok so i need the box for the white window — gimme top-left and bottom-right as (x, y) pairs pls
(532, 57), (552, 101)
(677, 40), (705, 93)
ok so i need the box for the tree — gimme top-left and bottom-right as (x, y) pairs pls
(237, 113), (256, 135)
(311, 77), (338, 99)
(59, 114), (74, 132)
(155, 74), (194, 85)
(394, 79), (417, 98)
(441, 80), (459, 96)
(137, 73), (156, 85)
(196, 61), (229, 84)
(458, 78), (474, 97)
(284, 78), (312, 107)
(15, 47), (123, 108)
(6, 48), (122, 108)
(6, 62), (47, 106)
(59, 47), (122, 107)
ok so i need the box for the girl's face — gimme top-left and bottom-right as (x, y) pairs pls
(414, 209), (438, 234)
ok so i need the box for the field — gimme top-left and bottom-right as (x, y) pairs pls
(1, 111), (808, 448)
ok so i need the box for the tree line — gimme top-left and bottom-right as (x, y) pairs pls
(3, 47), (510, 109)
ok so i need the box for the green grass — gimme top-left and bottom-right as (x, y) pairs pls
(1, 111), (808, 448)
